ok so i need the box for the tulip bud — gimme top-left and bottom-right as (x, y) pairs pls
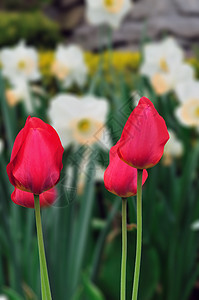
(118, 97), (169, 169)
(104, 142), (148, 197)
(7, 116), (64, 195)
(11, 187), (57, 208)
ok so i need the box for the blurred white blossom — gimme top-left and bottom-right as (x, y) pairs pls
(86, 0), (132, 29)
(0, 295), (8, 300)
(1, 40), (40, 82)
(5, 78), (33, 113)
(140, 37), (194, 95)
(191, 220), (199, 231)
(48, 94), (110, 148)
(51, 44), (88, 88)
(162, 130), (183, 165)
(175, 81), (199, 127)
(0, 139), (4, 154)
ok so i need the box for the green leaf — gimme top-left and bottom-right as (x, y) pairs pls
(67, 148), (96, 298)
(3, 287), (24, 300)
(98, 231), (160, 300)
(82, 274), (105, 300)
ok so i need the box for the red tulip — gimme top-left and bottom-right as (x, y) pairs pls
(104, 142), (148, 197)
(7, 116), (64, 195)
(118, 97), (169, 169)
(11, 187), (57, 208)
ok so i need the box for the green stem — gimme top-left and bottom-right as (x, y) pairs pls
(121, 197), (127, 300)
(34, 195), (52, 300)
(132, 169), (143, 300)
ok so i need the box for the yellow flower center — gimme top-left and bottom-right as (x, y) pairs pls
(17, 58), (35, 75)
(6, 90), (19, 107)
(103, 0), (124, 13)
(151, 73), (170, 95)
(51, 61), (70, 80)
(159, 58), (169, 72)
(18, 60), (26, 70)
(77, 119), (91, 133)
(194, 107), (199, 118)
(180, 99), (199, 126)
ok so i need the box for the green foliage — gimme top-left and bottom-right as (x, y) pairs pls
(98, 231), (160, 300)
(3, 288), (24, 300)
(1, 0), (52, 10)
(0, 11), (61, 48)
(82, 274), (105, 300)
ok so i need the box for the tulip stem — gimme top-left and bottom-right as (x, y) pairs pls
(34, 195), (52, 300)
(132, 169), (143, 300)
(121, 197), (127, 300)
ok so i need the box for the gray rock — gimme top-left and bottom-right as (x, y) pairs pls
(44, 0), (199, 51)
(175, 0), (199, 15)
(148, 15), (199, 38)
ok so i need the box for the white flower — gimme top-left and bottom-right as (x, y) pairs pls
(0, 139), (4, 154)
(162, 130), (183, 165)
(51, 44), (88, 88)
(1, 41), (40, 82)
(191, 220), (199, 231)
(140, 37), (194, 95)
(5, 78), (33, 113)
(86, 0), (132, 29)
(175, 81), (199, 127)
(48, 94), (110, 148)
(0, 295), (8, 300)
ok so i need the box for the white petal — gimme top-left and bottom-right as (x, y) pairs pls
(191, 220), (199, 231)
(164, 129), (183, 157)
(53, 44), (87, 88)
(86, 0), (132, 28)
(175, 80), (199, 103)
(48, 93), (109, 148)
(175, 106), (188, 126)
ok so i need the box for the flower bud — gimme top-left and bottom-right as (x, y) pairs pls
(7, 116), (64, 194)
(118, 97), (169, 169)
(104, 142), (148, 197)
(11, 187), (57, 208)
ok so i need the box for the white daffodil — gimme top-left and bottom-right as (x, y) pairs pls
(1, 41), (40, 82)
(86, 0), (132, 29)
(175, 81), (199, 127)
(5, 78), (33, 113)
(48, 94), (110, 149)
(162, 130), (183, 165)
(140, 37), (194, 95)
(51, 44), (88, 88)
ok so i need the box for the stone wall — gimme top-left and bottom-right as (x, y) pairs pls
(45, 0), (199, 51)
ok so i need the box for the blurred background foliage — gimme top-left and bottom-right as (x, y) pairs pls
(0, 11), (61, 48)
(1, 0), (199, 300)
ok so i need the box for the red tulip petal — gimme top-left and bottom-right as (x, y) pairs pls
(12, 128), (62, 194)
(7, 116), (64, 195)
(118, 97), (169, 169)
(104, 142), (148, 197)
(11, 187), (57, 208)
